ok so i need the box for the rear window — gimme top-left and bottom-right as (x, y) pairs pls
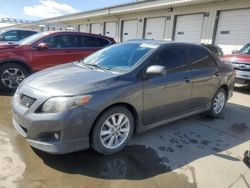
(189, 46), (216, 69)
(78, 35), (110, 48)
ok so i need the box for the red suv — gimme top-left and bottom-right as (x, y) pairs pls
(221, 43), (250, 86)
(0, 31), (116, 92)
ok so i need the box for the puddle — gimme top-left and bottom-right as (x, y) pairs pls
(231, 123), (250, 133)
(197, 115), (225, 122)
(32, 145), (171, 180)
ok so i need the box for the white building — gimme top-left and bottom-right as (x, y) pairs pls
(7, 0), (250, 54)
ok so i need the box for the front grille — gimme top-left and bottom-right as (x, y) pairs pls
(231, 62), (250, 71)
(19, 94), (36, 108)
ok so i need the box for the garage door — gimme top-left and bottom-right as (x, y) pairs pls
(174, 14), (204, 43)
(90, 23), (102, 35)
(105, 22), (117, 39)
(79, 24), (88, 32)
(215, 9), (250, 54)
(145, 17), (166, 40)
(122, 20), (138, 42)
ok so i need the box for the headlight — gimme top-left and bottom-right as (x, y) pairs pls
(41, 95), (91, 113)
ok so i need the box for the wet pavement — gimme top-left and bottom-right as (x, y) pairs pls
(0, 87), (250, 188)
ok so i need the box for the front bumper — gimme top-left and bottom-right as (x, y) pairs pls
(12, 84), (98, 154)
(235, 70), (250, 85)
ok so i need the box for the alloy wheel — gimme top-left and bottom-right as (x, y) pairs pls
(213, 91), (226, 114)
(100, 113), (130, 150)
(1, 68), (25, 89)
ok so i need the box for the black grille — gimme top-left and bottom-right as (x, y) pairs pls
(19, 94), (36, 108)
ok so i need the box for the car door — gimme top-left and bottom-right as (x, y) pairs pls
(33, 34), (112, 70)
(33, 34), (70, 70)
(142, 46), (192, 125)
(188, 45), (221, 110)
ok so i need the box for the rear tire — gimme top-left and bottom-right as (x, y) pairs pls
(0, 63), (29, 92)
(91, 106), (134, 155)
(207, 88), (227, 117)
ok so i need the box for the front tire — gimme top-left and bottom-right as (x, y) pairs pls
(207, 88), (227, 117)
(0, 63), (29, 92)
(91, 106), (134, 155)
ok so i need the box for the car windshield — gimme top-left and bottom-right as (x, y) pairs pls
(19, 32), (49, 45)
(239, 43), (250, 54)
(78, 43), (158, 73)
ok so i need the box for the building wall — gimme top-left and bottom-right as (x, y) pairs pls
(72, 0), (250, 44)
(10, 0), (250, 53)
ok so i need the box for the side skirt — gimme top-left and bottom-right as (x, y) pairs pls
(136, 107), (209, 133)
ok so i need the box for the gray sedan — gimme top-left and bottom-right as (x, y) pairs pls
(12, 41), (235, 155)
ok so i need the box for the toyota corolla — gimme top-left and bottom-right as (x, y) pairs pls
(12, 41), (235, 155)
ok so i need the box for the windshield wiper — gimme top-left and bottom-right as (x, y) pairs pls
(84, 63), (110, 72)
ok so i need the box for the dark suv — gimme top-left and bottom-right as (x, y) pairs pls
(0, 31), (115, 92)
(12, 41), (235, 155)
(0, 28), (37, 43)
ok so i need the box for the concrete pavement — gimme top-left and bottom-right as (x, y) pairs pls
(0, 87), (249, 188)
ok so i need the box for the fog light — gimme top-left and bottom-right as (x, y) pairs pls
(54, 133), (60, 141)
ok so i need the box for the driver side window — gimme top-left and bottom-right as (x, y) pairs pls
(151, 47), (187, 73)
(43, 35), (77, 49)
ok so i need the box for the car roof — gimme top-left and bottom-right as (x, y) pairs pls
(1, 28), (38, 32)
(43, 31), (115, 40)
(126, 39), (204, 47)
(202, 43), (219, 47)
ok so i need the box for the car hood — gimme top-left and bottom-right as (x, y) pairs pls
(24, 63), (120, 96)
(221, 54), (250, 63)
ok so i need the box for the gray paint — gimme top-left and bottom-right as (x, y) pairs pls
(12, 41), (235, 154)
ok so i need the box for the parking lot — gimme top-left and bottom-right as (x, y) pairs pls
(0, 87), (249, 188)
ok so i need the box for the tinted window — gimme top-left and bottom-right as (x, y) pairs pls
(189, 46), (216, 69)
(78, 35), (110, 48)
(239, 44), (250, 54)
(1, 30), (18, 41)
(97, 38), (110, 47)
(152, 47), (187, 73)
(43, 35), (79, 48)
(19, 31), (36, 40)
(203, 45), (223, 57)
(19, 32), (49, 45)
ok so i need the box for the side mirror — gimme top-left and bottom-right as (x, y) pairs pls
(146, 65), (166, 77)
(232, 49), (239, 54)
(36, 42), (49, 50)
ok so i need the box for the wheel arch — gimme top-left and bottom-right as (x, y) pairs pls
(219, 84), (229, 100)
(90, 102), (140, 137)
(0, 59), (32, 73)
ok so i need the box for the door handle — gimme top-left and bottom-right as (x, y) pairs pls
(185, 77), (191, 83)
(65, 51), (72, 53)
(214, 72), (220, 77)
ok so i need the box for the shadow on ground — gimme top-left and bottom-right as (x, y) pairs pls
(0, 89), (14, 96)
(234, 85), (250, 94)
(34, 145), (170, 180)
(33, 102), (250, 180)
